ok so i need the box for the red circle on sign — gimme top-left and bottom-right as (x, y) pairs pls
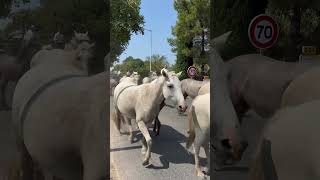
(248, 14), (279, 49)
(187, 66), (197, 77)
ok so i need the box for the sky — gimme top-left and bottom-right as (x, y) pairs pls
(118, 0), (178, 65)
(0, 0), (40, 30)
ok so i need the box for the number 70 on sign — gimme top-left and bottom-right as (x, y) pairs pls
(248, 14), (279, 49)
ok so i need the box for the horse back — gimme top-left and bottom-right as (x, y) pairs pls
(227, 54), (317, 117)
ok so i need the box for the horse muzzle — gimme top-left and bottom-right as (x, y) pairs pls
(231, 141), (248, 161)
(178, 104), (187, 112)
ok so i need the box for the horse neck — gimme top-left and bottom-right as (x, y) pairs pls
(149, 76), (166, 102)
(210, 49), (240, 138)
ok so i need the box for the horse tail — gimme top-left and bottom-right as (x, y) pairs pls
(186, 106), (196, 149)
(112, 104), (122, 132)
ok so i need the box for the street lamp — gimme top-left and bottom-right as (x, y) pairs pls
(145, 28), (152, 72)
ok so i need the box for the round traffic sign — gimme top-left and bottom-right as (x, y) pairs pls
(187, 66), (197, 78)
(248, 14), (279, 49)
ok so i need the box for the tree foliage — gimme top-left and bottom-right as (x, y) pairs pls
(3, 0), (142, 73)
(0, 0), (12, 17)
(266, 0), (320, 60)
(113, 54), (169, 78)
(168, 0), (209, 79)
(110, 0), (144, 63)
(211, 0), (320, 61)
(212, 0), (268, 60)
(145, 54), (170, 74)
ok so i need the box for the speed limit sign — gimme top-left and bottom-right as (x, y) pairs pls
(187, 66), (197, 78)
(248, 14), (279, 49)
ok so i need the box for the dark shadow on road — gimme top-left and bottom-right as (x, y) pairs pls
(215, 166), (249, 172)
(129, 125), (208, 170)
(110, 145), (142, 152)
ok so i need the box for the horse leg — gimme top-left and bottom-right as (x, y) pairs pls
(124, 117), (133, 143)
(154, 101), (165, 136)
(141, 137), (147, 155)
(152, 119), (157, 133)
(152, 117), (161, 136)
(137, 120), (152, 166)
(193, 142), (206, 179)
(0, 78), (8, 109)
(203, 143), (210, 175)
(155, 117), (161, 136)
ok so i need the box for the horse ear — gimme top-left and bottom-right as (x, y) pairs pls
(74, 30), (77, 36)
(161, 68), (169, 79)
(176, 71), (182, 77)
(85, 31), (88, 35)
(211, 31), (232, 53)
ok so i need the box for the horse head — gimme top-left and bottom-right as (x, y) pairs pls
(210, 31), (248, 166)
(73, 41), (95, 72)
(130, 71), (140, 84)
(160, 68), (187, 112)
(73, 30), (90, 43)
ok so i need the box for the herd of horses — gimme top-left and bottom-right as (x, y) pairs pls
(111, 31), (320, 180)
(1, 30), (107, 180)
(212, 32), (320, 179)
(0, 28), (319, 180)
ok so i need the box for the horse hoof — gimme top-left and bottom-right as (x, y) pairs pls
(196, 170), (206, 179)
(203, 167), (210, 175)
(142, 159), (149, 166)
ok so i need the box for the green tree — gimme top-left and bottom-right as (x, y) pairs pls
(145, 54), (170, 74)
(168, 0), (209, 79)
(110, 0), (144, 63)
(113, 56), (149, 78)
(267, 0), (320, 60)
(212, 0), (268, 61)
(0, 0), (12, 17)
(4, 0), (142, 73)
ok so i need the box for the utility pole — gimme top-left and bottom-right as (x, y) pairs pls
(145, 28), (152, 72)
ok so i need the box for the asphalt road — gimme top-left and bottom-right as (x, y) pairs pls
(110, 96), (267, 180)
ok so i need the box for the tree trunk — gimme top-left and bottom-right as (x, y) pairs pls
(286, 6), (303, 61)
(185, 40), (193, 67)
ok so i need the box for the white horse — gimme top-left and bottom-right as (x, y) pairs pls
(143, 71), (182, 136)
(181, 78), (209, 99)
(12, 43), (103, 180)
(142, 71), (158, 84)
(31, 41), (95, 71)
(112, 68), (187, 166)
(186, 93), (210, 179)
(249, 99), (320, 180)
(209, 32), (248, 169)
(64, 31), (90, 51)
(110, 78), (118, 96)
(130, 71), (140, 84)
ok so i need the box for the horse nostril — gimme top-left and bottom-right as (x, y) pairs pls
(221, 139), (232, 149)
(179, 105), (182, 109)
